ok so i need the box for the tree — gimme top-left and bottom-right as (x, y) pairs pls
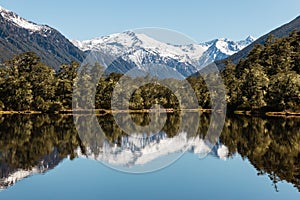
(56, 61), (79, 109)
(1, 52), (36, 110)
(268, 71), (300, 111)
(239, 63), (269, 110)
(0, 52), (58, 111)
(222, 60), (240, 109)
(222, 30), (300, 112)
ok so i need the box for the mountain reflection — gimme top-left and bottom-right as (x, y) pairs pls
(0, 113), (299, 191)
(0, 115), (83, 190)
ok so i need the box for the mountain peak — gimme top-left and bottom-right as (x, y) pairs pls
(124, 30), (137, 37)
(0, 5), (47, 32)
(217, 38), (229, 41)
(245, 35), (256, 42)
(0, 4), (84, 68)
(0, 5), (8, 12)
(72, 32), (256, 76)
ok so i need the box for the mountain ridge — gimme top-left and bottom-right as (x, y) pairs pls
(72, 31), (255, 77)
(215, 15), (300, 70)
(0, 5), (84, 69)
(0, 5), (256, 74)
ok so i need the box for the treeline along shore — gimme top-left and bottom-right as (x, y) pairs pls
(0, 31), (299, 116)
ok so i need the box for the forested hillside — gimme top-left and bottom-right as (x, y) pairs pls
(222, 30), (300, 112)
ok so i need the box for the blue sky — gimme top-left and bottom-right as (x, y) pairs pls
(0, 0), (299, 42)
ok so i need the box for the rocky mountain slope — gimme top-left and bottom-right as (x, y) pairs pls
(0, 6), (84, 69)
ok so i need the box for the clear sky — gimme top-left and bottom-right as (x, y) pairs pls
(0, 0), (299, 42)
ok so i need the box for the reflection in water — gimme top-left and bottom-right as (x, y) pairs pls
(221, 116), (300, 192)
(0, 114), (299, 192)
(82, 112), (228, 170)
(0, 148), (61, 189)
(0, 115), (83, 190)
(80, 131), (228, 168)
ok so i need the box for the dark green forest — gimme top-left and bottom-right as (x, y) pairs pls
(0, 31), (299, 113)
(222, 30), (300, 111)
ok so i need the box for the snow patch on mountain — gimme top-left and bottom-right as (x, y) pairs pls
(72, 31), (207, 65)
(72, 31), (255, 76)
(198, 36), (256, 67)
(0, 5), (49, 33)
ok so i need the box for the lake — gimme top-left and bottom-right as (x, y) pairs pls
(0, 113), (299, 199)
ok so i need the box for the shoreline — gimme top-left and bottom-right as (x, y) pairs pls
(233, 110), (300, 118)
(0, 109), (299, 118)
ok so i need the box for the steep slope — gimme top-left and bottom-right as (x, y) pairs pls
(216, 15), (300, 69)
(0, 6), (84, 69)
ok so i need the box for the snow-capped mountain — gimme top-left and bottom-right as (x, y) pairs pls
(0, 4), (255, 74)
(198, 36), (256, 67)
(72, 32), (255, 77)
(0, 5), (84, 68)
(0, 6), (50, 33)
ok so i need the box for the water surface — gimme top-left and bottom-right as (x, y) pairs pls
(0, 113), (299, 199)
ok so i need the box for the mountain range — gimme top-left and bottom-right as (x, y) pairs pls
(72, 31), (255, 77)
(0, 5), (254, 75)
(0, 5), (299, 76)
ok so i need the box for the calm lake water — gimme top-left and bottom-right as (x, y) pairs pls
(0, 113), (299, 199)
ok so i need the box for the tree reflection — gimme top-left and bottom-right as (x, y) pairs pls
(0, 114), (299, 191)
(0, 114), (83, 188)
(221, 116), (300, 191)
